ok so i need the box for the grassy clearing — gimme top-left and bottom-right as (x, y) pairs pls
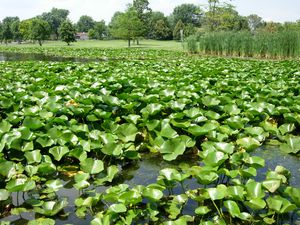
(1, 39), (184, 51)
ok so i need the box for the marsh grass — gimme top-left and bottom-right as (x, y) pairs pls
(192, 30), (300, 59)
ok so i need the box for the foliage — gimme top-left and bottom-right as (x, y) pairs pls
(173, 19), (185, 41)
(0, 50), (299, 223)
(40, 8), (69, 40)
(205, 2), (248, 31)
(88, 20), (107, 40)
(109, 7), (144, 47)
(171, 3), (203, 27)
(186, 35), (198, 53)
(153, 19), (172, 40)
(76, 15), (95, 33)
(30, 18), (51, 46)
(59, 19), (76, 45)
(1, 17), (19, 43)
(197, 30), (300, 58)
(247, 14), (264, 32)
(133, 0), (152, 40)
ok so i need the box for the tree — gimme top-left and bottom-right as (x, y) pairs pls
(41, 8), (69, 40)
(173, 20), (185, 41)
(20, 19), (33, 41)
(0, 22), (3, 43)
(77, 15), (95, 32)
(247, 14), (264, 32)
(88, 20), (107, 39)
(109, 8), (144, 47)
(171, 4), (203, 28)
(153, 19), (172, 40)
(11, 19), (22, 43)
(204, 3), (243, 31)
(59, 20), (76, 45)
(148, 11), (167, 39)
(2, 17), (19, 44)
(31, 18), (51, 46)
(133, 0), (152, 43)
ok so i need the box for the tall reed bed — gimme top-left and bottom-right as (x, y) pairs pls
(186, 30), (300, 59)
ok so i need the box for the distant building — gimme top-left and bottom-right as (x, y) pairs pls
(75, 32), (89, 40)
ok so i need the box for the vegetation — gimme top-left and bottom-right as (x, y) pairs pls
(109, 7), (144, 47)
(0, 49), (299, 224)
(59, 20), (76, 45)
(0, 0), (299, 55)
(40, 8), (69, 40)
(30, 18), (51, 46)
(185, 30), (300, 59)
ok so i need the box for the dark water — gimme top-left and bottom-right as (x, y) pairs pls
(2, 148), (299, 224)
(0, 52), (102, 63)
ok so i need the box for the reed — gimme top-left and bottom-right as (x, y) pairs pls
(195, 30), (300, 59)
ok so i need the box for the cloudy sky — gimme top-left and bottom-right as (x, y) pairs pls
(0, 0), (298, 24)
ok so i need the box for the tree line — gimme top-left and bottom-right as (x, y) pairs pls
(0, 0), (300, 46)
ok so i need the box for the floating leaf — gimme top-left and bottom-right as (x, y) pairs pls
(143, 188), (163, 201)
(195, 206), (211, 215)
(49, 146), (69, 161)
(236, 137), (260, 151)
(116, 123), (138, 142)
(206, 184), (227, 201)
(25, 150), (42, 164)
(34, 198), (68, 216)
(224, 200), (240, 218)
(23, 117), (43, 130)
(0, 189), (10, 201)
(244, 198), (266, 210)
(280, 136), (300, 154)
(109, 203), (127, 213)
(80, 158), (104, 175)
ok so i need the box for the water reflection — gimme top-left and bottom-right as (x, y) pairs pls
(0, 52), (102, 63)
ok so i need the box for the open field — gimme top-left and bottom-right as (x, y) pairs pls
(1, 39), (185, 51)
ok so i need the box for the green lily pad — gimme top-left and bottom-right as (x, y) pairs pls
(80, 158), (104, 175)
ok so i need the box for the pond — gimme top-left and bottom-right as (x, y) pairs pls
(0, 52), (101, 63)
(2, 147), (299, 224)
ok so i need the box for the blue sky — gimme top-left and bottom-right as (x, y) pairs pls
(0, 0), (299, 23)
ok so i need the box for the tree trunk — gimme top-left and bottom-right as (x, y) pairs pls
(38, 40), (42, 46)
(128, 39), (131, 47)
(55, 32), (59, 40)
(137, 39), (139, 45)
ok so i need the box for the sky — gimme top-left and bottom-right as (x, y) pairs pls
(0, 0), (299, 24)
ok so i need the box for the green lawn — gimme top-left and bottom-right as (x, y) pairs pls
(3, 39), (185, 51)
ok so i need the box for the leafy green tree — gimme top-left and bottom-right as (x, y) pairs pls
(247, 14), (264, 32)
(148, 11), (167, 39)
(153, 19), (172, 40)
(133, 0), (152, 43)
(88, 20), (107, 39)
(20, 19), (33, 41)
(205, 3), (244, 31)
(2, 17), (19, 44)
(173, 19), (185, 41)
(0, 22), (3, 43)
(59, 20), (76, 45)
(31, 18), (51, 46)
(11, 19), (22, 43)
(171, 4), (203, 28)
(41, 8), (69, 40)
(77, 15), (95, 32)
(109, 8), (144, 47)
